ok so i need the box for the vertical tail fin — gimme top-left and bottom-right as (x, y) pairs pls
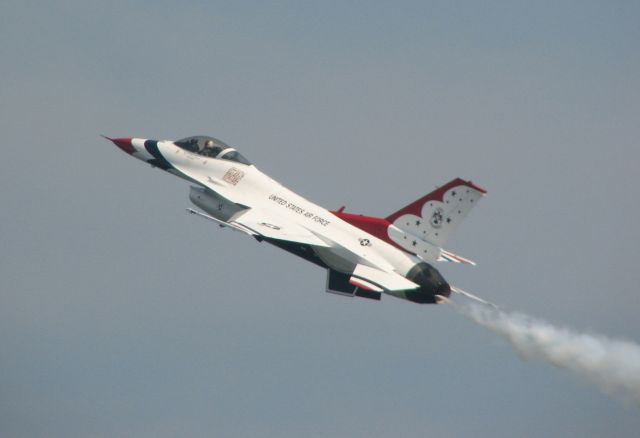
(386, 178), (486, 247)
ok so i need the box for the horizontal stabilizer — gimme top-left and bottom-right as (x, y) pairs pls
(349, 277), (384, 292)
(438, 249), (476, 266)
(351, 264), (419, 292)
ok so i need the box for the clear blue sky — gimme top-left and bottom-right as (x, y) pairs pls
(1, 1), (639, 437)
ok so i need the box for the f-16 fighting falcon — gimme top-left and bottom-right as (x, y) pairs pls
(106, 135), (486, 304)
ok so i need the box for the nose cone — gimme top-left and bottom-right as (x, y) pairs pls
(103, 136), (135, 154)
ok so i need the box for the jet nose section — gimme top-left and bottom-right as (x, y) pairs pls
(103, 135), (135, 154)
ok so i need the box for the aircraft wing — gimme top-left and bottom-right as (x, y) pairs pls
(229, 208), (331, 248)
(349, 263), (419, 292)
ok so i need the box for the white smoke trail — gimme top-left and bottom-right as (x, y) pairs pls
(451, 299), (640, 405)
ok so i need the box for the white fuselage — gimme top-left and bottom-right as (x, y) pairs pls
(133, 138), (421, 277)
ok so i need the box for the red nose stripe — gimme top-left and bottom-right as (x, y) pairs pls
(105, 136), (135, 154)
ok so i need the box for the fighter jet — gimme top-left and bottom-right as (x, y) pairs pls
(107, 135), (486, 304)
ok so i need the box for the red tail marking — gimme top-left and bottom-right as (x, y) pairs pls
(386, 178), (486, 222)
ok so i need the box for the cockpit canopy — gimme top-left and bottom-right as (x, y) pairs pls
(174, 136), (251, 165)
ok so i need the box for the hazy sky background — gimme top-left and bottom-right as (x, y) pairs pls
(2, 1), (639, 437)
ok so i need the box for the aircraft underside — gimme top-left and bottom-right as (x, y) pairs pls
(265, 238), (450, 304)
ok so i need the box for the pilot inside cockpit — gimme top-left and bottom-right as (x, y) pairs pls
(202, 139), (216, 157)
(174, 135), (251, 164)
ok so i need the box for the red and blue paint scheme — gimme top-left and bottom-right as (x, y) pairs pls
(107, 135), (486, 304)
